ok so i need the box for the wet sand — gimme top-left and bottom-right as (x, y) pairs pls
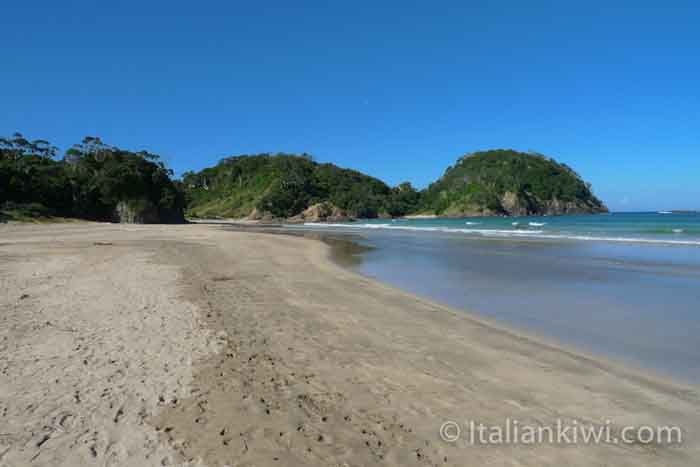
(326, 228), (700, 385)
(1, 223), (698, 466)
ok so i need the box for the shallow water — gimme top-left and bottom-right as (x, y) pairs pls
(288, 215), (700, 385)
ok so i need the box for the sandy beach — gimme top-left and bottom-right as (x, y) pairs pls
(1, 223), (698, 467)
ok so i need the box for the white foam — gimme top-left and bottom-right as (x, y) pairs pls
(297, 222), (700, 246)
(529, 222), (546, 227)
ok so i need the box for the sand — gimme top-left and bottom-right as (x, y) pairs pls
(0, 223), (698, 466)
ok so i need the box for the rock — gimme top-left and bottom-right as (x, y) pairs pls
(297, 203), (352, 223)
(440, 205), (499, 218)
(500, 191), (527, 216)
(247, 207), (262, 220)
(247, 207), (275, 222)
(541, 197), (609, 216)
(286, 213), (305, 224)
(499, 191), (539, 216)
(433, 189), (609, 218)
(249, 203), (354, 223)
(113, 200), (160, 224)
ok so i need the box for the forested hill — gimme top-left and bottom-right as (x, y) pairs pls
(185, 150), (606, 220)
(1, 133), (184, 223)
(2, 133), (606, 223)
(418, 150), (608, 217)
(183, 154), (420, 220)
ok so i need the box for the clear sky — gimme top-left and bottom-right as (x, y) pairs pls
(2, 1), (698, 211)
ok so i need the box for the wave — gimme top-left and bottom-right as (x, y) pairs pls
(465, 221), (482, 225)
(298, 223), (700, 246)
(658, 211), (673, 214)
(673, 229), (684, 234)
(303, 223), (542, 235)
(529, 222), (546, 227)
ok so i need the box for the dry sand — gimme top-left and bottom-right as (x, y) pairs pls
(0, 223), (698, 466)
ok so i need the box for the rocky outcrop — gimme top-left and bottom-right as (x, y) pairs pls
(499, 191), (530, 216)
(112, 199), (185, 224)
(432, 192), (608, 218)
(287, 203), (352, 223)
(113, 200), (160, 224)
(247, 207), (261, 220)
(247, 207), (275, 222)
(439, 205), (500, 218)
(540, 197), (609, 216)
(498, 191), (608, 216)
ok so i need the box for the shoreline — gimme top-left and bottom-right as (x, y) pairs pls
(281, 220), (700, 248)
(1, 223), (698, 466)
(303, 227), (700, 386)
(222, 222), (700, 391)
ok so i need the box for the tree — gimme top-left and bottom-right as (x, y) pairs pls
(385, 182), (421, 217)
(0, 132), (58, 160)
(1, 133), (185, 222)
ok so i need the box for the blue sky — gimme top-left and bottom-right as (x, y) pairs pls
(2, 1), (698, 211)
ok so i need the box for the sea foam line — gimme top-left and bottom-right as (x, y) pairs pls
(303, 223), (542, 235)
(297, 223), (700, 246)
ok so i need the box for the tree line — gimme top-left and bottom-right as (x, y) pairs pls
(1, 133), (184, 222)
(183, 153), (421, 219)
(2, 133), (605, 222)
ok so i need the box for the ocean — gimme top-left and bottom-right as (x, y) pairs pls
(287, 212), (700, 385)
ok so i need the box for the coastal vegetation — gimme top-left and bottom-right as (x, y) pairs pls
(418, 149), (607, 217)
(185, 149), (606, 220)
(183, 154), (420, 220)
(2, 133), (605, 223)
(1, 133), (184, 223)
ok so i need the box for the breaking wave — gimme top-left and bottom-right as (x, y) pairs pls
(296, 222), (700, 246)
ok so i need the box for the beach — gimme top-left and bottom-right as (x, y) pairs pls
(1, 223), (698, 466)
(295, 218), (700, 385)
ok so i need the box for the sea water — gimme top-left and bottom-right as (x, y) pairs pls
(304, 211), (700, 246)
(290, 212), (700, 384)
